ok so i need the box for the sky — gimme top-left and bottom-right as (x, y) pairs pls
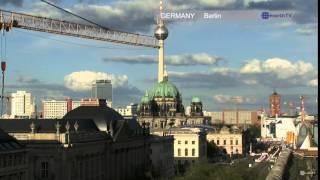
(0, 0), (318, 114)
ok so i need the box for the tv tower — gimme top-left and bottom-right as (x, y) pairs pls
(300, 96), (305, 122)
(155, 0), (168, 82)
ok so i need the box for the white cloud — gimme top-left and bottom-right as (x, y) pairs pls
(213, 94), (255, 104)
(308, 79), (318, 87)
(296, 24), (318, 35)
(166, 57), (316, 89)
(64, 71), (128, 91)
(240, 58), (315, 79)
(239, 59), (262, 74)
(104, 53), (223, 66)
(199, 0), (238, 7)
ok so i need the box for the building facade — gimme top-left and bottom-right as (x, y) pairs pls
(9, 91), (35, 118)
(0, 129), (28, 180)
(207, 126), (244, 156)
(152, 127), (207, 175)
(149, 135), (174, 178)
(114, 103), (138, 117)
(42, 98), (105, 119)
(204, 110), (260, 126)
(42, 100), (69, 119)
(0, 105), (174, 180)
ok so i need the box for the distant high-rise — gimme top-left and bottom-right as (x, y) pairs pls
(10, 90), (35, 118)
(91, 80), (112, 106)
(42, 98), (81, 119)
(269, 90), (281, 117)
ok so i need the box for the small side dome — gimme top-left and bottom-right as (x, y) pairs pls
(230, 125), (240, 132)
(192, 96), (201, 103)
(220, 126), (230, 134)
(141, 90), (151, 103)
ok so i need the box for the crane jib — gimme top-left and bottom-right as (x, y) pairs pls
(0, 9), (159, 48)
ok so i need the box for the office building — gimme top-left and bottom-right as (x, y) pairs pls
(91, 80), (112, 105)
(114, 103), (138, 117)
(42, 98), (106, 119)
(204, 110), (260, 126)
(10, 91), (35, 118)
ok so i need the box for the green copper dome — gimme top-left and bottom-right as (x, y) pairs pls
(151, 79), (180, 98)
(192, 96), (201, 103)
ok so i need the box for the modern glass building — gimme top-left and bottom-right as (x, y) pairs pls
(91, 80), (112, 103)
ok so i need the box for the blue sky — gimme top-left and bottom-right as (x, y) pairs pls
(0, 0), (318, 113)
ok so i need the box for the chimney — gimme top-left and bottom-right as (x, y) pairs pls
(98, 99), (106, 107)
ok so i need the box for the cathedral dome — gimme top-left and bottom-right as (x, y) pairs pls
(151, 79), (180, 98)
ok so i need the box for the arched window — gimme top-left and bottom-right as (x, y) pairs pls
(178, 149), (181, 156)
(185, 148), (188, 156)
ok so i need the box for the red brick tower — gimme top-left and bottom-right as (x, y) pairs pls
(269, 90), (281, 117)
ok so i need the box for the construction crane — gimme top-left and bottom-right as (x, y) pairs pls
(0, 9), (159, 48)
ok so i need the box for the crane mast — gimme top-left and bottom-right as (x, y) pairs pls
(0, 9), (159, 48)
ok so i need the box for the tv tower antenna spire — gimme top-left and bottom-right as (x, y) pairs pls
(155, 0), (168, 82)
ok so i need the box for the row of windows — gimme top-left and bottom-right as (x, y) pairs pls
(177, 148), (196, 157)
(0, 172), (26, 180)
(177, 140), (196, 145)
(0, 153), (26, 169)
(211, 139), (239, 145)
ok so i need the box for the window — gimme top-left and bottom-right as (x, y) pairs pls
(192, 141), (195, 144)
(178, 141), (181, 144)
(192, 149), (195, 156)
(41, 161), (49, 178)
(223, 140), (226, 145)
(185, 141), (188, 144)
(217, 140), (220, 145)
(185, 149), (188, 156)
(178, 149), (181, 156)
(236, 140), (238, 145)
(230, 140), (233, 145)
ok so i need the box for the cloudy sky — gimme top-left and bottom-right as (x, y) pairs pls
(0, 0), (318, 113)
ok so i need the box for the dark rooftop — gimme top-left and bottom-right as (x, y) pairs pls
(0, 129), (25, 151)
(0, 119), (99, 133)
(63, 106), (124, 132)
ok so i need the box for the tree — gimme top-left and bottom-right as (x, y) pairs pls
(243, 125), (262, 153)
(207, 141), (220, 158)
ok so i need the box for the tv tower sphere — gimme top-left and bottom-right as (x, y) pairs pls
(154, 23), (168, 40)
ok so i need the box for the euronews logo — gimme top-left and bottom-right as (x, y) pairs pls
(261, 11), (293, 20)
(261, 12), (270, 19)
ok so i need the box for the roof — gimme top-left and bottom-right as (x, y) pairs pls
(63, 106), (144, 141)
(191, 96), (201, 103)
(0, 129), (24, 152)
(141, 90), (151, 103)
(0, 119), (99, 133)
(63, 106), (123, 132)
(151, 79), (180, 98)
